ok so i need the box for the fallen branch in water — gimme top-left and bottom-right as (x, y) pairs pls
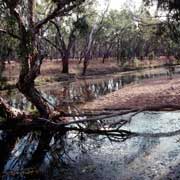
(1, 97), (180, 140)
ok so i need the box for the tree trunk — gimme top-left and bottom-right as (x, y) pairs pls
(62, 52), (69, 74)
(102, 52), (109, 64)
(82, 55), (89, 76)
(17, 32), (51, 118)
(17, 81), (50, 118)
(82, 60), (88, 75)
(78, 51), (84, 64)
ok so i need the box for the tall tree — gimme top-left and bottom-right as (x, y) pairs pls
(82, 0), (109, 75)
(44, 15), (89, 74)
(0, 0), (85, 118)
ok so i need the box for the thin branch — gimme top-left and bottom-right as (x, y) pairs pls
(34, 0), (85, 32)
(50, 20), (67, 51)
(43, 37), (63, 54)
(2, 0), (26, 34)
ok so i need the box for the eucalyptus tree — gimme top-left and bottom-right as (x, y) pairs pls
(96, 9), (137, 64)
(81, 0), (109, 75)
(44, 8), (89, 74)
(0, 0), (86, 118)
(133, 6), (160, 58)
(144, 0), (180, 19)
(143, 0), (180, 58)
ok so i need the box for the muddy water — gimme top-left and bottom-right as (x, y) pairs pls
(1, 66), (180, 179)
(53, 111), (180, 180)
(3, 111), (180, 179)
(1, 66), (180, 110)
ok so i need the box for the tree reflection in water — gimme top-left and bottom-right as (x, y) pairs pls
(3, 66), (180, 112)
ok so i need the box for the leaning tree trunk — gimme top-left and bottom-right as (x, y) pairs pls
(16, 31), (51, 118)
(17, 81), (50, 118)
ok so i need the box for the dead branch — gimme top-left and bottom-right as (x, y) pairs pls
(1, 100), (180, 142)
(1, 103), (180, 131)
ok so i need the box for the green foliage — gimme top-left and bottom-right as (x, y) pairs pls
(0, 3), (18, 59)
(73, 16), (89, 35)
(144, 0), (180, 20)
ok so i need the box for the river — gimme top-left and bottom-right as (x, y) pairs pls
(1, 66), (180, 179)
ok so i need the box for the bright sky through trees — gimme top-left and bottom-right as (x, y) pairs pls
(109, 0), (142, 10)
(98, 0), (142, 11)
(98, 0), (158, 16)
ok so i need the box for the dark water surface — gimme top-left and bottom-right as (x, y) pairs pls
(1, 66), (180, 110)
(57, 111), (180, 180)
(1, 66), (180, 179)
(2, 111), (180, 180)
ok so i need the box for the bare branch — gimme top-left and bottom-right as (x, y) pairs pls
(43, 37), (63, 54)
(50, 20), (67, 51)
(34, 0), (85, 32)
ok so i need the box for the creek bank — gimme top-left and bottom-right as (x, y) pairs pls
(81, 76), (180, 110)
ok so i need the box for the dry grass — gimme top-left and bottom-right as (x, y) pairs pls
(2, 58), (173, 85)
(2, 58), (120, 83)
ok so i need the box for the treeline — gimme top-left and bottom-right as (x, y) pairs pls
(1, 1), (180, 75)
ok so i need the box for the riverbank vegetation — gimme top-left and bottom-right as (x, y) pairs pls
(1, 0), (180, 179)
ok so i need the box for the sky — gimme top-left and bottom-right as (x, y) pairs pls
(98, 0), (143, 11)
(97, 0), (158, 16)
(109, 0), (142, 10)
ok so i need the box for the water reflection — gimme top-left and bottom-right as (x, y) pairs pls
(2, 111), (180, 179)
(2, 132), (40, 180)
(49, 111), (180, 180)
(1, 66), (180, 110)
(2, 67), (180, 179)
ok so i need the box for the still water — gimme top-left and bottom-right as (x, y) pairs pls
(2, 111), (180, 180)
(1, 66), (180, 110)
(56, 111), (180, 180)
(1, 66), (180, 179)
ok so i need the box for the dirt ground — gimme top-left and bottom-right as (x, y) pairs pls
(81, 76), (180, 110)
(2, 59), (180, 111)
(3, 58), (119, 78)
(3, 58), (172, 84)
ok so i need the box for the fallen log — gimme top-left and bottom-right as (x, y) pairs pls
(1, 104), (180, 134)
